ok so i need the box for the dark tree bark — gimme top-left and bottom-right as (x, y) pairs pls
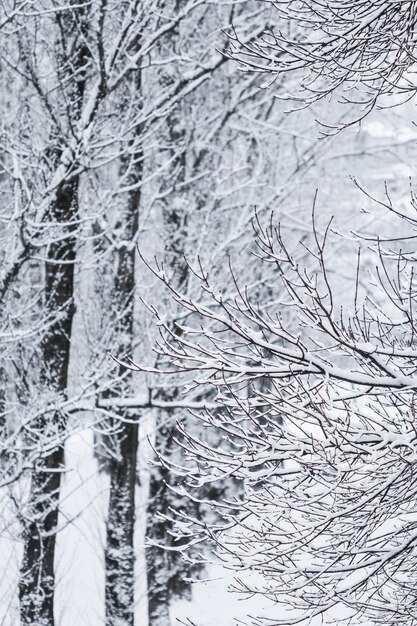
(105, 411), (138, 626)
(18, 6), (89, 623)
(145, 91), (192, 626)
(104, 204), (140, 625)
(104, 140), (141, 626)
(146, 417), (199, 626)
(19, 178), (79, 626)
(146, 424), (176, 626)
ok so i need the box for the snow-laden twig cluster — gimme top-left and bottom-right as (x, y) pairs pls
(135, 210), (417, 625)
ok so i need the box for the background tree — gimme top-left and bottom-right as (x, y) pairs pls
(229, 0), (417, 127)
(5, 5), (97, 624)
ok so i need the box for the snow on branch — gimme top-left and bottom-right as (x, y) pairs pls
(228, 0), (417, 126)
(132, 211), (417, 625)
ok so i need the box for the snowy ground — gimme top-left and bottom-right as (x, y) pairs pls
(171, 566), (273, 626)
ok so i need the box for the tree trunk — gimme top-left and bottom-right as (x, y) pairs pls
(146, 422), (180, 626)
(19, 178), (79, 626)
(105, 418), (138, 626)
(18, 5), (89, 620)
(145, 93), (191, 626)
(104, 174), (141, 626)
